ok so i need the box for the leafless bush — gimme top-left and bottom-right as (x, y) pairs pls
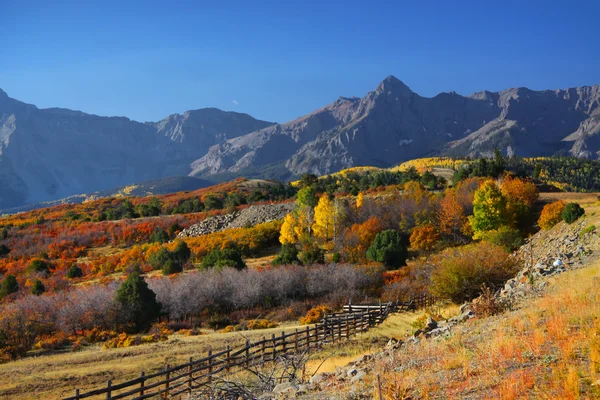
(150, 264), (381, 322)
(191, 349), (315, 400)
(470, 286), (511, 317)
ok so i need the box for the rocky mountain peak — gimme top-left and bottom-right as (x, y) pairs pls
(376, 75), (413, 97)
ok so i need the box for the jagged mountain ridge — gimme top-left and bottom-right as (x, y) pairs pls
(190, 76), (600, 179)
(0, 89), (274, 209)
(2, 76), (600, 210)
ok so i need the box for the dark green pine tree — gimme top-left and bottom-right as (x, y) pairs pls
(115, 272), (162, 332)
(0, 274), (18, 298)
(31, 279), (45, 296)
(366, 230), (408, 270)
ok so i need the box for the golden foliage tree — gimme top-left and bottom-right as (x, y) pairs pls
(438, 190), (468, 241)
(410, 224), (441, 253)
(468, 180), (512, 239)
(356, 192), (365, 209)
(313, 194), (335, 243)
(538, 201), (566, 230)
(500, 176), (539, 221)
(342, 217), (383, 263)
(279, 213), (298, 245)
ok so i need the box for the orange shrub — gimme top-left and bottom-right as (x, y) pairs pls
(538, 201), (566, 230)
(300, 305), (332, 325)
(247, 319), (279, 330)
(342, 217), (384, 263)
(410, 224), (440, 252)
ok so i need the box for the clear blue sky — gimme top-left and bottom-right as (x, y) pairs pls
(1, 0), (599, 123)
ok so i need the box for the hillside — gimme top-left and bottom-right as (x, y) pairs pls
(292, 198), (600, 399)
(0, 191), (597, 399)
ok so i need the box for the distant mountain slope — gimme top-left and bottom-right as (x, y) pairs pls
(0, 89), (273, 209)
(3, 76), (600, 209)
(0, 176), (213, 215)
(190, 76), (600, 180)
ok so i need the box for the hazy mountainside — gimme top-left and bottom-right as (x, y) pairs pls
(191, 76), (600, 179)
(0, 89), (273, 209)
(2, 76), (600, 209)
(0, 176), (213, 215)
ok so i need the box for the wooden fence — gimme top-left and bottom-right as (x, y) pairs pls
(343, 293), (438, 314)
(64, 296), (434, 400)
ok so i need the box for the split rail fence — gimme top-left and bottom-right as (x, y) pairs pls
(65, 295), (435, 400)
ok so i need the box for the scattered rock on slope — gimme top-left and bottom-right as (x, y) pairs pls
(177, 203), (295, 238)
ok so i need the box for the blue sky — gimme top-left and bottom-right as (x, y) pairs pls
(1, 0), (599, 123)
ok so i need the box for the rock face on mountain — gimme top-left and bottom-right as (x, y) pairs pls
(0, 89), (273, 209)
(190, 77), (600, 179)
(2, 76), (600, 209)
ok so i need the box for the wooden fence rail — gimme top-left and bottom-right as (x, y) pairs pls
(64, 295), (434, 400)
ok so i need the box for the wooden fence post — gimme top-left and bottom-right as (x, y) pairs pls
(306, 326), (310, 348)
(74, 389), (80, 400)
(208, 348), (213, 384)
(245, 339), (250, 368)
(271, 333), (277, 361)
(164, 364), (170, 399)
(140, 371), (145, 396)
(337, 318), (342, 341)
(281, 331), (286, 354)
(188, 357), (193, 394)
(106, 380), (112, 400)
(226, 345), (231, 373)
(345, 315), (350, 340)
(261, 336), (266, 367)
(294, 329), (299, 352)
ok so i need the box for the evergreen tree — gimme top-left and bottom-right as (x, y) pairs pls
(366, 230), (408, 269)
(272, 243), (301, 265)
(27, 259), (50, 275)
(0, 245), (10, 257)
(149, 228), (170, 244)
(299, 242), (325, 265)
(0, 275), (18, 298)
(31, 279), (45, 296)
(562, 202), (585, 224)
(115, 272), (162, 332)
(66, 265), (83, 279)
(200, 247), (246, 270)
(172, 240), (191, 266)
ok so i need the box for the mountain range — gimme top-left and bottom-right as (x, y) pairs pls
(1, 76), (599, 209)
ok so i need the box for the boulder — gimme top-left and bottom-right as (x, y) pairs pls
(350, 371), (366, 383)
(425, 316), (438, 331)
(273, 382), (298, 394)
(309, 373), (327, 385)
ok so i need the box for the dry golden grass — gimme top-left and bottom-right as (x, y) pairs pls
(305, 303), (460, 376)
(348, 257), (600, 399)
(539, 192), (600, 206)
(244, 254), (277, 269)
(0, 323), (305, 400)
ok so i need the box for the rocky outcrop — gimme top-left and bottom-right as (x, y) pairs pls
(177, 203), (294, 238)
(498, 219), (597, 300)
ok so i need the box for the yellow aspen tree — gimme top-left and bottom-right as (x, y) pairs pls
(279, 213), (298, 244)
(356, 192), (365, 209)
(313, 194), (335, 244)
